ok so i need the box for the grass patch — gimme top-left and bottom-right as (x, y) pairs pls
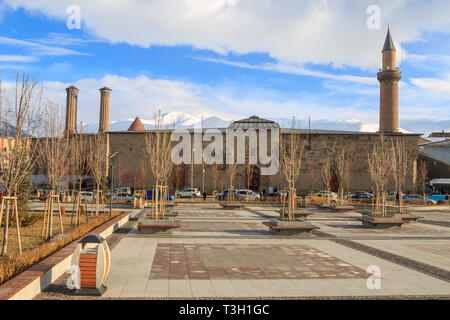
(0, 210), (123, 285)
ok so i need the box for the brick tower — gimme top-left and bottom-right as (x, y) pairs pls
(377, 27), (401, 133)
(99, 87), (111, 133)
(65, 85), (79, 135)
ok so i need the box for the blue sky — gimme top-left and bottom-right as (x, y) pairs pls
(0, 0), (449, 134)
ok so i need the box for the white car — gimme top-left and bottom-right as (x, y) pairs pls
(177, 188), (201, 198)
(403, 194), (437, 205)
(112, 193), (135, 202)
(236, 189), (260, 200)
(80, 192), (93, 201)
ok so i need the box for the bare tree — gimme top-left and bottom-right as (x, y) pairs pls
(280, 117), (306, 221)
(321, 155), (333, 204)
(145, 110), (173, 219)
(226, 162), (238, 202)
(307, 161), (318, 195)
(173, 162), (185, 197)
(211, 162), (220, 199)
(0, 74), (43, 255)
(69, 129), (90, 225)
(37, 102), (68, 238)
(417, 160), (428, 206)
(367, 135), (393, 215)
(245, 162), (254, 201)
(391, 137), (414, 213)
(145, 110), (173, 186)
(334, 147), (351, 204)
(86, 133), (108, 215)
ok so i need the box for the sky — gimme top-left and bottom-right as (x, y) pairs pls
(0, 0), (449, 134)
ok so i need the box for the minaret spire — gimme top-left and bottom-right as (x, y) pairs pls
(383, 24), (396, 52)
(377, 26), (401, 133)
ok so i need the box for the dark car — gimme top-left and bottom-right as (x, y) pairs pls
(345, 191), (373, 199)
(217, 189), (239, 201)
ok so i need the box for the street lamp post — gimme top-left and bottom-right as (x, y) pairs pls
(108, 152), (119, 219)
(191, 147), (195, 202)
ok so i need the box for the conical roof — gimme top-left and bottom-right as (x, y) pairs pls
(383, 26), (396, 52)
(127, 117), (146, 131)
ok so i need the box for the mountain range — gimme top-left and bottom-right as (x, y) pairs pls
(79, 111), (448, 136)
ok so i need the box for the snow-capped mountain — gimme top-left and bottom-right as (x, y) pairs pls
(80, 111), (447, 135)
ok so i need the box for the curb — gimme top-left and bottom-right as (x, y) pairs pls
(0, 209), (140, 300)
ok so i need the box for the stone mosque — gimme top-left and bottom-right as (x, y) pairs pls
(61, 28), (420, 195)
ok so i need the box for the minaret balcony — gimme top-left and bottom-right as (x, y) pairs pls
(377, 69), (402, 83)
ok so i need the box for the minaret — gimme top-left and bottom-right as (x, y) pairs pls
(377, 26), (401, 133)
(65, 86), (79, 135)
(99, 87), (111, 133)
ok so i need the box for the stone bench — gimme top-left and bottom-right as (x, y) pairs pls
(263, 221), (319, 234)
(356, 217), (408, 228)
(220, 203), (242, 209)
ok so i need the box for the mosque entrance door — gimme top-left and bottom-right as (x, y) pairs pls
(250, 166), (260, 191)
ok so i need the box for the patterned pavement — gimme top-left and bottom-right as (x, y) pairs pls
(34, 203), (450, 299)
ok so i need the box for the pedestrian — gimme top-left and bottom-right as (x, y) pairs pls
(0, 190), (3, 203)
(203, 191), (207, 201)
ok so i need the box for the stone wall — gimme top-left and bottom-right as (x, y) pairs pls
(108, 131), (420, 195)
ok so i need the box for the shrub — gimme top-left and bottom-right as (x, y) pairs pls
(0, 211), (123, 285)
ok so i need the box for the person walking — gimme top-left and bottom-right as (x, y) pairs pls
(203, 191), (207, 201)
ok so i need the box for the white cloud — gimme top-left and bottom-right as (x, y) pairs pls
(3, 0), (450, 69)
(409, 76), (450, 97)
(0, 54), (36, 62)
(0, 36), (87, 56)
(195, 57), (377, 85)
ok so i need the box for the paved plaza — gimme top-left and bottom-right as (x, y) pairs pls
(35, 203), (450, 299)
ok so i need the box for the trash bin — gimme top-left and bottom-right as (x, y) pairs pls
(134, 196), (143, 209)
(71, 234), (110, 296)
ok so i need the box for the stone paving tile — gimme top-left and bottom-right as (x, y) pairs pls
(32, 205), (450, 299)
(149, 243), (368, 281)
(179, 221), (268, 232)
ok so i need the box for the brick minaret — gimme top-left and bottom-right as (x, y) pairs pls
(65, 86), (79, 135)
(377, 27), (401, 133)
(99, 87), (111, 133)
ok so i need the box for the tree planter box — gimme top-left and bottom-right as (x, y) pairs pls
(394, 214), (423, 222)
(329, 204), (355, 211)
(278, 209), (314, 219)
(315, 203), (333, 209)
(137, 217), (180, 234)
(263, 219), (319, 235)
(359, 214), (407, 228)
(145, 210), (178, 218)
(165, 202), (176, 208)
(220, 203), (242, 209)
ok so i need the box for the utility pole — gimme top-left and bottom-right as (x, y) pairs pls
(191, 146), (195, 202)
(108, 152), (119, 219)
(201, 116), (205, 196)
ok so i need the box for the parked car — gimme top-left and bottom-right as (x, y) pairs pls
(146, 189), (175, 201)
(345, 191), (373, 200)
(306, 191), (337, 203)
(177, 188), (201, 198)
(403, 194), (437, 205)
(80, 192), (93, 201)
(236, 189), (260, 201)
(263, 190), (287, 199)
(217, 189), (239, 201)
(112, 192), (135, 202)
